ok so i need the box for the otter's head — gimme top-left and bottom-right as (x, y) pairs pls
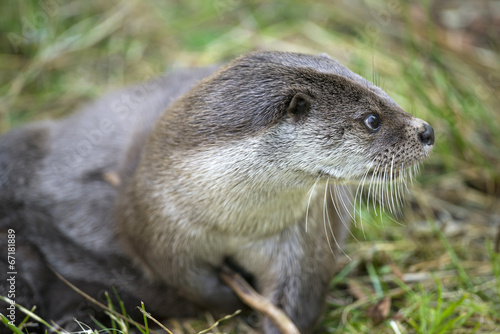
(159, 51), (434, 190)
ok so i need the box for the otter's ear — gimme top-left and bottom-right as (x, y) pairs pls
(286, 93), (311, 122)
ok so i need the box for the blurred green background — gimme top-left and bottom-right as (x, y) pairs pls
(1, 0), (499, 333)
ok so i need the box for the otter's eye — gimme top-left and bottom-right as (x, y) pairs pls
(364, 114), (381, 132)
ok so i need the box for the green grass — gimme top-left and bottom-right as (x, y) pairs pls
(1, 0), (500, 333)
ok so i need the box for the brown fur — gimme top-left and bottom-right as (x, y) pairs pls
(117, 52), (433, 333)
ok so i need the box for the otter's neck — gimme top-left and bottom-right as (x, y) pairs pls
(136, 138), (319, 238)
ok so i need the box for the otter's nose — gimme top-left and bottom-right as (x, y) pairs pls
(419, 124), (434, 146)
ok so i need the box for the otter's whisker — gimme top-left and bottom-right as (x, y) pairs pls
(395, 160), (401, 210)
(330, 184), (358, 242)
(377, 159), (386, 212)
(354, 157), (375, 218)
(379, 162), (388, 217)
(403, 166), (412, 194)
(389, 153), (396, 214)
(324, 179), (351, 259)
(367, 158), (382, 214)
(334, 182), (355, 223)
(375, 160), (385, 215)
(384, 208), (405, 226)
(355, 164), (373, 239)
(409, 164), (416, 185)
(305, 173), (322, 233)
(322, 178), (336, 256)
(339, 183), (356, 224)
(353, 175), (364, 220)
(379, 165), (388, 230)
(397, 162), (408, 207)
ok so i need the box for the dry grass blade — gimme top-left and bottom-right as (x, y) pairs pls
(197, 309), (242, 334)
(137, 306), (174, 334)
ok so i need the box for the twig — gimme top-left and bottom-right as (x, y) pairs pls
(219, 265), (300, 334)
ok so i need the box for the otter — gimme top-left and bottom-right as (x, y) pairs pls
(0, 51), (434, 333)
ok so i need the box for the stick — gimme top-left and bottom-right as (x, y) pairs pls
(219, 265), (300, 334)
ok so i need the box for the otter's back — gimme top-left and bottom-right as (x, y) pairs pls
(0, 67), (215, 324)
